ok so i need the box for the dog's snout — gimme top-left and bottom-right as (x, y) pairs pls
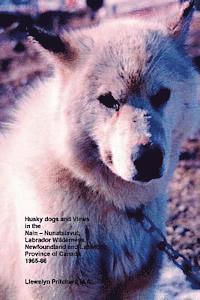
(133, 143), (164, 182)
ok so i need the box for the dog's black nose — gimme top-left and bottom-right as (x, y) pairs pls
(133, 144), (164, 182)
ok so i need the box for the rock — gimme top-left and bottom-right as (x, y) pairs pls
(178, 205), (187, 213)
(175, 226), (187, 236)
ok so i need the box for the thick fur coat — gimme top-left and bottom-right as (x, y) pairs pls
(0, 2), (199, 299)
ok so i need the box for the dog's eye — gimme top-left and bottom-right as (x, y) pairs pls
(150, 88), (171, 108)
(98, 92), (120, 111)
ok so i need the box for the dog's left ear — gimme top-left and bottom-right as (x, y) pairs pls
(167, 0), (195, 43)
(26, 25), (94, 67)
(27, 25), (77, 61)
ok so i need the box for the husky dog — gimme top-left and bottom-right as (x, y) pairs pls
(0, 1), (199, 299)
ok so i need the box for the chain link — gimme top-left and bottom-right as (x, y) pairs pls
(126, 205), (200, 288)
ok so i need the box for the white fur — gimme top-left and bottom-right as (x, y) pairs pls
(0, 6), (199, 300)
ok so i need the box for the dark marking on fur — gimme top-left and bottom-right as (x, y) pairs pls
(0, 58), (12, 72)
(13, 41), (26, 53)
(27, 25), (77, 61)
(182, 0), (195, 18)
(106, 285), (123, 300)
(90, 139), (98, 150)
(109, 245), (163, 298)
(119, 73), (125, 80)
(125, 206), (144, 222)
(28, 25), (66, 54)
(85, 225), (90, 243)
(169, 0), (195, 42)
(105, 151), (113, 165)
(123, 245), (134, 260)
(193, 56), (200, 72)
(130, 73), (143, 94)
(100, 245), (114, 292)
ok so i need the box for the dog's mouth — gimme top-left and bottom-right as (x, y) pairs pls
(132, 169), (163, 183)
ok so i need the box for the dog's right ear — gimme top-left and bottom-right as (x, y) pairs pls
(27, 25), (93, 67)
(166, 0), (195, 44)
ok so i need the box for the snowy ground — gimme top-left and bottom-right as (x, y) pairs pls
(156, 258), (200, 300)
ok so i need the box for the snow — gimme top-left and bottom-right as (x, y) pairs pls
(156, 258), (200, 300)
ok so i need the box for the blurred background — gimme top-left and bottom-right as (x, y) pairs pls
(0, 0), (199, 298)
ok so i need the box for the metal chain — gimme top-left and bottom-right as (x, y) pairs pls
(126, 205), (200, 288)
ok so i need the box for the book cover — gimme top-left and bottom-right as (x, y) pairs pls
(0, 1), (199, 299)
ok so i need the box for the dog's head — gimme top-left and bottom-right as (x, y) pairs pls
(29, 1), (199, 186)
